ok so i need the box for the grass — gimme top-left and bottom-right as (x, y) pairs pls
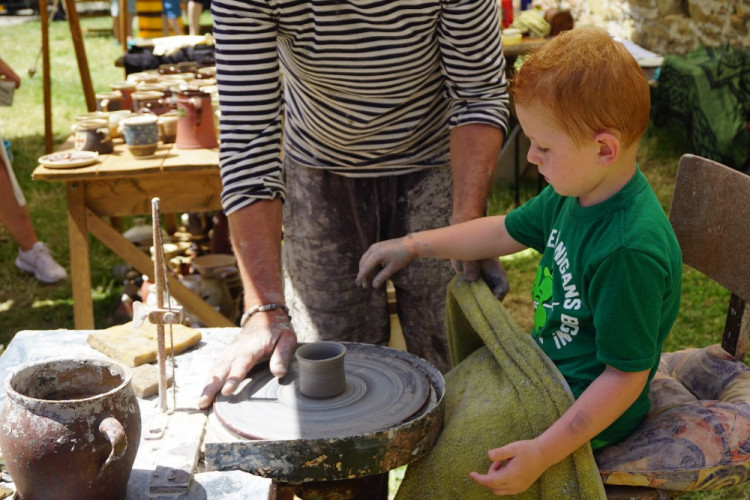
(0, 14), (748, 499)
(0, 15), (125, 345)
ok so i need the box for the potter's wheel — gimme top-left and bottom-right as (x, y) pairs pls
(205, 342), (445, 482)
(213, 344), (430, 440)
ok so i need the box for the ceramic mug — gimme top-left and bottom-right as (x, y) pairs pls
(110, 81), (136, 111)
(157, 111), (179, 144)
(74, 111), (109, 124)
(108, 110), (137, 139)
(121, 115), (159, 157)
(95, 91), (123, 112)
(127, 71), (160, 85)
(74, 119), (113, 154)
(131, 90), (169, 115)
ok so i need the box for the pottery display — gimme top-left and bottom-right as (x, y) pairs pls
(175, 89), (218, 149)
(121, 114), (159, 157)
(108, 110), (137, 139)
(74, 111), (109, 123)
(127, 71), (160, 85)
(131, 90), (169, 115)
(74, 119), (113, 154)
(95, 91), (123, 112)
(192, 253), (236, 277)
(110, 81), (136, 111)
(157, 111), (179, 144)
(0, 358), (141, 500)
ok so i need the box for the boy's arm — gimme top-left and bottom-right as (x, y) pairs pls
(356, 215), (526, 289)
(470, 365), (649, 495)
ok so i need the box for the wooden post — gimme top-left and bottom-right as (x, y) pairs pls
(152, 198), (168, 413)
(40, 0), (52, 153)
(64, 0), (96, 111)
(120, 0), (128, 55)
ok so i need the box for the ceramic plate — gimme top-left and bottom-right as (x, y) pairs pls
(638, 56), (664, 68)
(39, 151), (99, 169)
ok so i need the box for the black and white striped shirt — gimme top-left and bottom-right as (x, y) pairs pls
(213, 0), (510, 215)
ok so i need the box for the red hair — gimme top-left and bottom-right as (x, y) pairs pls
(510, 27), (650, 148)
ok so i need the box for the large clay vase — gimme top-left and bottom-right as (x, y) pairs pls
(0, 358), (141, 500)
(176, 89), (218, 149)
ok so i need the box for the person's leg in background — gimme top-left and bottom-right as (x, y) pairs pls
(112, 0), (135, 44)
(161, 0), (182, 36)
(0, 142), (66, 284)
(187, 0), (202, 36)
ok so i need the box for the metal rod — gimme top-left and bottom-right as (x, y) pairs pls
(152, 198), (168, 413)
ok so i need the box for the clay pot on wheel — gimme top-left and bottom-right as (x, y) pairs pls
(0, 358), (141, 500)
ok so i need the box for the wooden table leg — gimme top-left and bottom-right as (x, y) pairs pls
(67, 182), (95, 329)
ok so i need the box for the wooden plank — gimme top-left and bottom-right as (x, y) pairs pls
(85, 209), (234, 327)
(670, 155), (750, 301)
(41, 0), (52, 153)
(33, 141), (220, 182)
(67, 181), (95, 329)
(722, 293), (748, 361)
(83, 173), (222, 217)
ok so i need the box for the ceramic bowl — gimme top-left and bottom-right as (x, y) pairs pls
(192, 254), (237, 278)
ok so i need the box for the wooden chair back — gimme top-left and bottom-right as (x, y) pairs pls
(668, 154), (750, 360)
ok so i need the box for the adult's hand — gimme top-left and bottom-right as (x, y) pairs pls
(453, 257), (510, 300)
(198, 309), (296, 409)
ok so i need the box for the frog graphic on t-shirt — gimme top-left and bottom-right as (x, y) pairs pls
(532, 265), (553, 335)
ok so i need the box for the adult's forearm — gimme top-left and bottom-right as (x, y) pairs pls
(228, 198), (285, 309)
(450, 123), (504, 223)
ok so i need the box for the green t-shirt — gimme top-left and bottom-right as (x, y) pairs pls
(505, 167), (682, 445)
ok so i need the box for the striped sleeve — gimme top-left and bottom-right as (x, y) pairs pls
(213, 0), (285, 215)
(214, 0), (510, 215)
(439, 0), (510, 130)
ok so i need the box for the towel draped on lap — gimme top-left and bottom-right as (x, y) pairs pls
(395, 277), (606, 499)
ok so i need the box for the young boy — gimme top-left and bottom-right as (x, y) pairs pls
(356, 27), (682, 495)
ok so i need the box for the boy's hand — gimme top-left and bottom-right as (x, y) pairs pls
(469, 439), (548, 495)
(356, 237), (416, 289)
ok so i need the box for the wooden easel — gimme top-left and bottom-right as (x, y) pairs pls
(39, 0), (97, 153)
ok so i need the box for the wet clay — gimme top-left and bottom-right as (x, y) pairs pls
(214, 342), (431, 440)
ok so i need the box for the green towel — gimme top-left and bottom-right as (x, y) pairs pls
(395, 277), (606, 499)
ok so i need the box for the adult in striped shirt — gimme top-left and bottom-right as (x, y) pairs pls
(200, 0), (511, 414)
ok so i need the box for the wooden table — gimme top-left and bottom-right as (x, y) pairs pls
(33, 140), (235, 330)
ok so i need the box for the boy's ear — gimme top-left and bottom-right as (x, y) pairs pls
(593, 132), (619, 166)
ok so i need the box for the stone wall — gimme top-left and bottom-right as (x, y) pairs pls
(530, 0), (749, 55)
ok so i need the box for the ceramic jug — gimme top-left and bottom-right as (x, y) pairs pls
(176, 89), (218, 149)
(0, 358), (141, 500)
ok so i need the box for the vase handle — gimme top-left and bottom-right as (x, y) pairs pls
(99, 416), (128, 471)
